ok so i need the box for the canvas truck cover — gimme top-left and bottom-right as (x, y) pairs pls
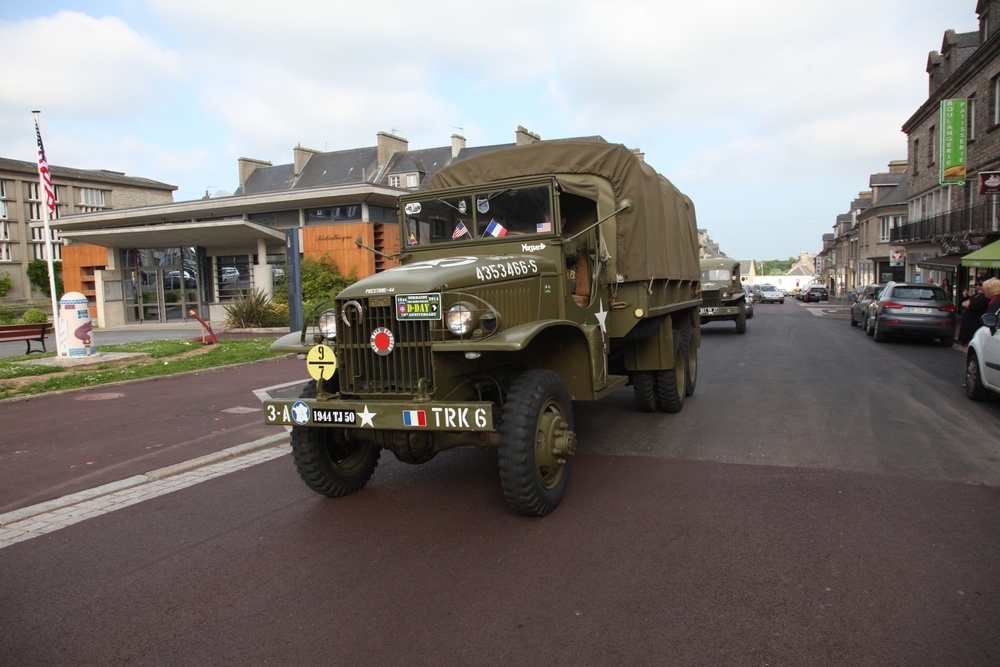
(425, 141), (700, 282)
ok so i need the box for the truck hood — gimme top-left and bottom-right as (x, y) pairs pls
(340, 253), (559, 298)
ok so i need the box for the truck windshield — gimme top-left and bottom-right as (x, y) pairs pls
(701, 269), (732, 281)
(402, 185), (554, 246)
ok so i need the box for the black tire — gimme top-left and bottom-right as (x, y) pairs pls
(966, 353), (991, 401)
(779, 299), (784, 304)
(498, 369), (574, 516)
(735, 300), (747, 334)
(654, 331), (686, 413)
(850, 311), (858, 327)
(873, 318), (887, 343)
(633, 371), (657, 412)
(864, 314), (874, 336)
(289, 380), (381, 497)
(938, 336), (955, 347)
(679, 324), (697, 397)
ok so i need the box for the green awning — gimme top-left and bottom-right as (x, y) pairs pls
(962, 238), (1000, 268)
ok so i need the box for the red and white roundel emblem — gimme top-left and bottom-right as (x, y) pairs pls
(370, 327), (395, 356)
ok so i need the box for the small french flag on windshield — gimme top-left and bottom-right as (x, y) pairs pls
(484, 220), (507, 237)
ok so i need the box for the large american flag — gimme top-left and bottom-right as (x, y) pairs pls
(34, 117), (56, 218)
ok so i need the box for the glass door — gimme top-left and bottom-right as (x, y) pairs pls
(139, 268), (164, 322)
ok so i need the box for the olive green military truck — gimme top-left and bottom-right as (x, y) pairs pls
(699, 257), (747, 334)
(264, 141), (702, 515)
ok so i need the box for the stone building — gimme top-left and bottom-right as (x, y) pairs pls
(0, 158), (175, 304)
(897, 0), (1000, 287)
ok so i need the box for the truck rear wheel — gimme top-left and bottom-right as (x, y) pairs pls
(499, 369), (575, 516)
(654, 331), (686, 413)
(632, 371), (657, 412)
(290, 380), (381, 497)
(679, 324), (697, 397)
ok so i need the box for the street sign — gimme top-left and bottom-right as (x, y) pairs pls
(890, 248), (905, 267)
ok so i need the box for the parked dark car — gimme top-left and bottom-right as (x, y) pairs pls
(163, 269), (196, 289)
(802, 285), (828, 302)
(850, 283), (883, 328)
(867, 281), (957, 346)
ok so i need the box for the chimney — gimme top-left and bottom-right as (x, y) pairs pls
(238, 157), (272, 189)
(888, 159), (907, 174)
(631, 148), (646, 163)
(377, 131), (408, 167)
(293, 144), (321, 176)
(451, 133), (467, 158)
(515, 125), (540, 146)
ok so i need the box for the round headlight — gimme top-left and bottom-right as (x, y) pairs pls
(446, 304), (474, 335)
(319, 310), (337, 339)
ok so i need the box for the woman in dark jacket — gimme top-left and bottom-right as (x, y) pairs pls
(959, 282), (989, 346)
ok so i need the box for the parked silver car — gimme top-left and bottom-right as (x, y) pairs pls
(867, 282), (957, 346)
(758, 284), (784, 304)
(850, 283), (883, 328)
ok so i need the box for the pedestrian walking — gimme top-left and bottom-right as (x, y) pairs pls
(959, 281), (989, 346)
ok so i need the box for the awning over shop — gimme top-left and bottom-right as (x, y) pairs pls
(59, 219), (286, 252)
(961, 238), (1000, 269)
(915, 254), (964, 271)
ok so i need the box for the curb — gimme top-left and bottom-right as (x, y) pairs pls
(0, 431), (289, 527)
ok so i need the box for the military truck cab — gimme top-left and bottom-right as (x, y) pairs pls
(264, 141), (702, 516)
(699, 258), (747, 334)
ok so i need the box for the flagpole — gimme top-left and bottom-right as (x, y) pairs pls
(32, 110), (62, 354)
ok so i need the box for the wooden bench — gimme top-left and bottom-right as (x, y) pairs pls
(0, 322), (54, 355)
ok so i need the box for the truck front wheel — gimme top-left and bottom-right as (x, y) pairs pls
(735, 300), (747, 334)
(290, 381), (380, 497)
(499, 369), (575, 516)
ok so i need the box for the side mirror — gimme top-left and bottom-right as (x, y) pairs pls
(982, 313), (998, 332)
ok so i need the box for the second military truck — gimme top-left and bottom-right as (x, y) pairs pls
(699, 257), (748, 334)
(264, 140), (702, 515)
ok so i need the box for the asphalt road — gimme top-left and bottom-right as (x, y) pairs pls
(2, 301), (999, 666)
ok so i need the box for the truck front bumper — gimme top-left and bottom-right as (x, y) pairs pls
(264, 398), (495, 432)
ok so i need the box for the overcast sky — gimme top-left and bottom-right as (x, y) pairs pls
(0, 1), (981, 261)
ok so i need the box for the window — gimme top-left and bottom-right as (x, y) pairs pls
(929, 125), (937, 166)
(388, 175), (401, 188)
(306, 208), (331, 222)
(333, 205), (361, 221)
(0, 180), (6, 198)
(994, 75), (1000, 125)
(406, 173), (419, 188)
(79, 187), (106, 212)
(968, 95), (977, 140)
(0, 243), (10, 262)
(30, 226), (62, 261)
(26, 182), (39, 200)
(879, 215), (902, 242)
(368, 205), (396, 222)
(28, 203), (41, 221)
(912, 138), (920, 174)
(0, 200), (6, 219)
(0, 221), (8, 240)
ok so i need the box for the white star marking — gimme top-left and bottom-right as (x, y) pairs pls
(595, 299), (608, 334)
(358, 405), (377, 428)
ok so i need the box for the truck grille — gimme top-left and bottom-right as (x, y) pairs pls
(338, 298), (433, 396)
(701, 289), (722, 308)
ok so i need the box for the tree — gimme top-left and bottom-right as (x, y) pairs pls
(26, 259), (63, 298)
(0, 272), (13, 298)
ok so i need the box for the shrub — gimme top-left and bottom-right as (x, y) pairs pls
(223, 289), (274, 329)
(262, 302), (289, 328)
(22, 309), (48, 324)
(0, 272), (13, 298)
(0, 305), (15, 325)
(271, 254), (355, 308)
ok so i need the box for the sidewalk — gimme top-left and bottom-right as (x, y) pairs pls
(0, 353), (308, 516)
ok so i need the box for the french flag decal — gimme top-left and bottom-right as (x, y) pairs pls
(402, 410), (427, 426)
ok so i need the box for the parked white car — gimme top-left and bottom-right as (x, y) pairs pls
(965, 312), (1000, 400)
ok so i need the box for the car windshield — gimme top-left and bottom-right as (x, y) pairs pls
(702, 269), (732, 281)
(891, 287), (946, 300)
(402, 184), (554, 246)
(761, 286), (777, 291)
